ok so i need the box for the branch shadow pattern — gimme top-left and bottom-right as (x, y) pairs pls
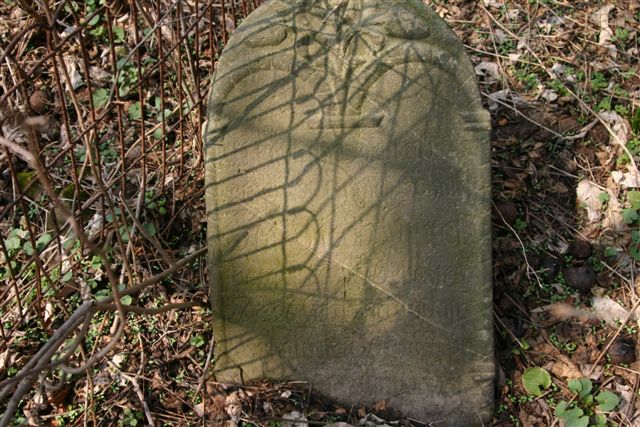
(205, 0), (494, 422)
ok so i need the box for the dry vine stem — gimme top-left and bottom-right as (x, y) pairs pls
(0, 134), (206, 426)
(0, 0), (242, 421)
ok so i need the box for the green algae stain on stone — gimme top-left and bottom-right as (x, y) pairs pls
(205, 1), (494, 425)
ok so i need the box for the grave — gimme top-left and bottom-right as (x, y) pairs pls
(205, 1), (494, 424)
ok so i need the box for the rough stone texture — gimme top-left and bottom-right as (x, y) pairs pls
(205, 1), (494, 425)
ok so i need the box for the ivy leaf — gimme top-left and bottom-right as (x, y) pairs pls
(522, 367), (551, 396)
(120, 295), (133, 305)
(596, 390), (620, 412)
(568, 378), (592, 399)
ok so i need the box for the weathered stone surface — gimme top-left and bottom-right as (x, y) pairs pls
(205, 1), (494, 425)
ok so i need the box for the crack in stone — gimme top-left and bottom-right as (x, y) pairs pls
(319, 253), (486, 358)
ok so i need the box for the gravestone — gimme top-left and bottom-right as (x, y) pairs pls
(205, 0), (494, 424)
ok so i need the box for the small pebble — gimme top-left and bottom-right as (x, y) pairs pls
(29, 90), (48, 114)
(537, 256), (560, 281)
(569, 239), (592, 260)
(494, 201), (518, 225)
(608, 337), (636, 365)
(563, 265), (596, 292)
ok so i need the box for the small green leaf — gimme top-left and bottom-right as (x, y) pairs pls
(622, 208), (639, 224)
(522, 367), (551, 396)
(119, 225), (130, 243)
(568, 377), (592, 399)
(596, 390), (620, 412)
(95, 289), (110, 301)
(564, 417), (589, 427)
(6, 235), (21, 251)
(92, 88), (109, 109)
(87, 14), (100, 27)
(36, 233), (52, 250)
(113, 25), (125, 43)
(190, 335), (205, 348)
(582, 393), (594, 406)
(604, 247), (618, 257)
(120, 295), (133, 305)
(143, 222), (156, 236)
(89, 25), (105, 38)
(593, 413), (607, 427)
(91, 255), (102, 270)
(61, 270), (73, 282)
(555, 401), (583, 419)
(63, 238), (77, 251)
(555, 401), (589, 427)
(598, 192), (610, 203)
(23, 241), (34, 256)
(128, 101), (142, 121)
(629, 191), (640, 210)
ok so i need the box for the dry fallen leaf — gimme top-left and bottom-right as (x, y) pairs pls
(591, 295), (634, 327)
(544, 355), (582, 380)
(592, 5), (617, 55)
(577, 180), (605, 223)
(602, 190), (624, 231)
(225, 391), (243, 421)
(474, 61), (501, 81)
(282, 411), (308, 427)
(193, 402), (205, 418)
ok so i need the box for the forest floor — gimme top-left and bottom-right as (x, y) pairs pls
(1, 0), (640, 426)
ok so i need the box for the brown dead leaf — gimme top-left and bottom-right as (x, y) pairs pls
(592, 5), (617, 51)
(372, 399), (387, 412)
(544, 355), (582, 379)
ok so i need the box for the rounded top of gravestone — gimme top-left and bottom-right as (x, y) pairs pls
(208, 0), (488, 139)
